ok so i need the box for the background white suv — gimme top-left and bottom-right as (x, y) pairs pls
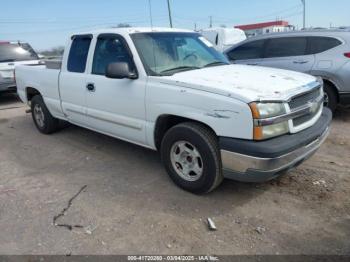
(225, 29), (350, 112)
(0, 41), (41, 93)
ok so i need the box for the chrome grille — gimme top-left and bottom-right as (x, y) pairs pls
(289, 87), (322, 110)
(288, 86), (323, 127)
(292, 100), (323, 126)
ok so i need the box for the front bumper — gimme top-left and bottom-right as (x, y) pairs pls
(220, 108), (332, 183)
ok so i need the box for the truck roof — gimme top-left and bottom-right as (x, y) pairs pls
(75, 27), (194, 36)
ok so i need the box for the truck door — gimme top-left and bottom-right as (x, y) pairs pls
(258, 37), (315, 73)
(84, 34), (147, 145)
(59, 35), (92, 126)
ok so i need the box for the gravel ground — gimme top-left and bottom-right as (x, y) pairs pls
(0, 93), (349, 255)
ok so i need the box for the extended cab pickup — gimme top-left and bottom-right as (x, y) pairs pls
(15, 28), (332, 194)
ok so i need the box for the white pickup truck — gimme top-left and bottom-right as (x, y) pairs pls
(16, 28), (332, 194)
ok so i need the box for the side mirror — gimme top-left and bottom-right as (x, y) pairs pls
(106, 62), (137, 79)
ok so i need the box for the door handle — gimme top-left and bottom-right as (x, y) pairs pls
(247, 63), (258, 66)
(86, 83), (95, 92)
(293, 60), (308, 64)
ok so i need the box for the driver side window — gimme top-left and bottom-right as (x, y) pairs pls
(92, 35), (134, 75)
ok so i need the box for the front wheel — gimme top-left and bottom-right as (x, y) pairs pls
(161, 122), (223, 194)
(31, 95), (59, 134)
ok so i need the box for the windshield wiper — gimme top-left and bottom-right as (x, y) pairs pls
(160, 66), (200, 75)
(159, 62), (227, 76)
(204, 61), (228, 68)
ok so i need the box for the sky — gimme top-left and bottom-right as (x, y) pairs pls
(1, 0), (349, 51)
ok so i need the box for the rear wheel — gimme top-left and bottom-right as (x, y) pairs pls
(31, 95), (59, 134)
(323, 83), (337, 113)
(161, 122), (223, 194)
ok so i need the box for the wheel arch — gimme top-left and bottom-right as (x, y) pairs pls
(154, 114), (217, 151)
(312, 74), (340, 102)
(322, 78), (340, 103)
(26, 87), (42, 102)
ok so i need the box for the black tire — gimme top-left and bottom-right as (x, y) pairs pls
(31, 95), (59, 134)
(161, 122), (223, 194)
(323, 83), (337, 113)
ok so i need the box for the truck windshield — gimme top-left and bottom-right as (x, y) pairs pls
(131, 32), (229, 76)
(0, 43), (39, 62)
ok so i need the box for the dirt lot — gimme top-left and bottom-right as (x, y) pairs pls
(0, 93), (349, 255)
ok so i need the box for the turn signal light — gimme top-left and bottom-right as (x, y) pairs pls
(253, 126), (263, 140)
(249, 103), (261, 119)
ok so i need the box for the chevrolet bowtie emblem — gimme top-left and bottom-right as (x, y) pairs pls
(309, 100), (319, 113)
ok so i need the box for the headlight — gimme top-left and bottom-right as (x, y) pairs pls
(254, 122), (289, 140)
(250, 102), (286, 118)
(250, 102), (289, 140)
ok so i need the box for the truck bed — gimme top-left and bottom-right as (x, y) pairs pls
(15, 65), (64, 118)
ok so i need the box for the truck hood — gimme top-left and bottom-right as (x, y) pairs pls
(155, 65), (317, 103)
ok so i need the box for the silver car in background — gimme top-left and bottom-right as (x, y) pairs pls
(224, 29), (350, 112)
(0, 41), (41, 93)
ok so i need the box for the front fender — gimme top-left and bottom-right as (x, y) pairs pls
(146, 81), (253, 148)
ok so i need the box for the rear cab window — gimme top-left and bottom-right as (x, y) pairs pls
(226, 40), (265, 61)
(67, 35), (92, 73)
(0, 42), (39, 62)
(307, 36), (342, 54)
(264, 37), (307, 58)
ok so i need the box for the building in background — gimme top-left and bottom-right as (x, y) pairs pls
(235, 20), (295, 37)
